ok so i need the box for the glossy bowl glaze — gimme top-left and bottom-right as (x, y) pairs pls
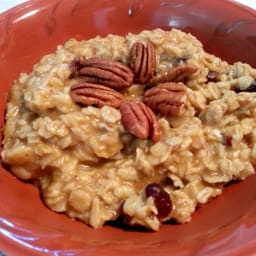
(0, 0), (256, 255)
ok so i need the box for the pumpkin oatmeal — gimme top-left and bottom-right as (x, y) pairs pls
(2, 29), (256, 231)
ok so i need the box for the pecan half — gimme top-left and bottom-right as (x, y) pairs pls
(70, 82), (124, 108)
(143, 83), (187, 116)
(120, 101), (160, 142)
(78, 57), (134, 89)
(129, 42), (156, 84)
(148, 64), (198, 87)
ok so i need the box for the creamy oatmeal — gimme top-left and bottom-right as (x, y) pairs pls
(2, 29), (256, 231)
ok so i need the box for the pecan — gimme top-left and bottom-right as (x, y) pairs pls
(129, 42), (156, 84)
(120, 101), (160, 142)
(147, 64), (198, 87)
(77, 57), (134, 89)
(143, 82), (187, 116)
(70, 82), (124, 108)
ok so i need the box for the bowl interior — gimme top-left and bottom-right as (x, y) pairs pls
(0, 0), (256, 255)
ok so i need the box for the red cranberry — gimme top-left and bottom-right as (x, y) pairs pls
(235, 79), (256, 93)
(246, 79), (256, 92)
(225, 135), (232, 146)
(207, 71), (219, 83)
(69, 58), (82, 77)
(145, 183), (172, 219)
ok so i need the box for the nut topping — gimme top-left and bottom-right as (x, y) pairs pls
(148, 64), (198, 87)
(70, 82), (124, 108)
(120, 101), (160, 142)
(129, 42), (156, 84)
(143, 82), (187, 116)
(77, 57), (134, 89)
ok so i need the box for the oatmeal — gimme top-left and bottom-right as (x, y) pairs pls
(2, 29), (256, 231)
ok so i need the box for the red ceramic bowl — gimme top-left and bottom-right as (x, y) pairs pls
(0, 0), (256, 255)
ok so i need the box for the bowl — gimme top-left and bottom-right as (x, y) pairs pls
(0, 0), (256, 255)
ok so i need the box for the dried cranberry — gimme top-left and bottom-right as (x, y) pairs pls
(69, 58), (82, 77)
(245, 79), (256, 92)
(225, 136), (232, 146)
(207, 71), (219, 83)
(235, 79), (256, 93)
(145, 183), (172, 219)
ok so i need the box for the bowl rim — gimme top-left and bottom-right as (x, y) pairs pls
(0, 0), (256, 255)
(1, 0), (256, 18)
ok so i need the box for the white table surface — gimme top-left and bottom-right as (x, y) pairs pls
(0, 0), (255, 13)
